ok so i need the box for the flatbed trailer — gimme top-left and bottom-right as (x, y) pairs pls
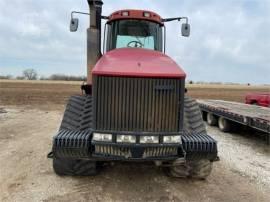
(197, 100), (270, 144)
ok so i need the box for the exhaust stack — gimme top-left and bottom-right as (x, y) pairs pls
(87, 0), (103, 84)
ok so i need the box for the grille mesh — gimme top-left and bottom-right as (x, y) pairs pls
(94, 76), (182, 132)
(143, 147), (178, 158)
(95, 145), (132, 158)
(94, 145), (178, 158)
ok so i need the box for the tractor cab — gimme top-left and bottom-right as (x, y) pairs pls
(105, 10), (164, 52)
(70, 9), (191, 55)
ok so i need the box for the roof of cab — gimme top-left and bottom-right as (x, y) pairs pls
(107, 9), (164, 25)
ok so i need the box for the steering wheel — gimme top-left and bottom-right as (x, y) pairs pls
(127, 41), (143, 48)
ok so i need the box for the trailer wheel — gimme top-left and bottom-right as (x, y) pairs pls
(52, 95), (99, 176)
(251, 102), (258, 106)
(206, 113), (218, 126)
(218, 117), (231, 132)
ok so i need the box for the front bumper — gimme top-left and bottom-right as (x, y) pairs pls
(51, 130), (218, 161)
(92, 142), (181, 160)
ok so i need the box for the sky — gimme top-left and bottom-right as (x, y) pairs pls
(0, 0), (269, 84)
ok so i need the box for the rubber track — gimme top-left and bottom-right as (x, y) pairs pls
(60, 95), (93, 131)
(52, 95), (96, 176)
(183, 97), (207, 135)
(53, 159), (97, 176)
(169, 98), (214, 178)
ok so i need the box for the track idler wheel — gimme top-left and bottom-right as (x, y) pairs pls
(165, 159), (213, 180)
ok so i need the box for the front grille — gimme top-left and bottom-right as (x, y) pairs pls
(143, 147), (178, 158)
(93, 76), (182, 132)
(94, 145), (178, 158)
(95, 145), (132, 158)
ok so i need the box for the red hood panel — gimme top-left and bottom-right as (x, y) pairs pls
(92, 48), (186, 78)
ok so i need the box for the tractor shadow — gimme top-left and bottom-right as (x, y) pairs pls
(57, 162), (209, 202)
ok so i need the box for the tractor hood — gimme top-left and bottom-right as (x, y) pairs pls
(92, 48), (186, 78)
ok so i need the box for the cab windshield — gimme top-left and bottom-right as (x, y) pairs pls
(106, 20), (163, 52)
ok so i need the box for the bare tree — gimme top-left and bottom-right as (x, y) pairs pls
(23, 69), (38, 80)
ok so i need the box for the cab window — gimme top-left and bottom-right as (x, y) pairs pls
(106, 20), (163, 52)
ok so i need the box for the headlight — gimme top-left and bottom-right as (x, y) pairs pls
(93, 133), (112, 142)
(143, 12), (151, 18)
(117, 135), (136, 143)
(163, 136), (181, 143)
(140, 136), (159, 144)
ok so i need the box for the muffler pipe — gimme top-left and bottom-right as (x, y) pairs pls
(87, 0), (103, 84)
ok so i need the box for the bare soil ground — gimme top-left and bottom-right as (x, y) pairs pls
(0, 80), (269, 202)
(187, 83), (270, 103)
(0, 80), (82, 110)
(0, 80), (269, 108)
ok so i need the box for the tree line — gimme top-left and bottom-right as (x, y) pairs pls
(0, 69), (86, 81)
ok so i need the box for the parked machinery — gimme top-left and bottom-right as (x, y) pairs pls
(48, 0), (218, 179)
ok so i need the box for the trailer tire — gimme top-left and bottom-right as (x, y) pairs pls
(52, 95), (99, 176)
(251, 102), (258, 106)
(206, 113), (218, 126)
(218, 117), (231, 132)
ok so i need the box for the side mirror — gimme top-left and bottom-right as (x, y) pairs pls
(70, 18), (79, 32)
(181, 23), (190, 37)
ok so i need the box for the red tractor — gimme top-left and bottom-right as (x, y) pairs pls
(48, 0), (218, 179)
(245, 93), (270, 107)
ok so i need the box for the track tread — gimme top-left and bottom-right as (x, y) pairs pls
(53, 95), (97, 176)
(183, 97), (207, 135)
(53, 159), (97, 176)
(60, 95), (93, 131)
(166, 96), (213, 179)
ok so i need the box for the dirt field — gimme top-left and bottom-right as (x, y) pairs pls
(0, 80), (81, 110)
(0, 80), (270, 202)
(0, 80), (269, 108)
